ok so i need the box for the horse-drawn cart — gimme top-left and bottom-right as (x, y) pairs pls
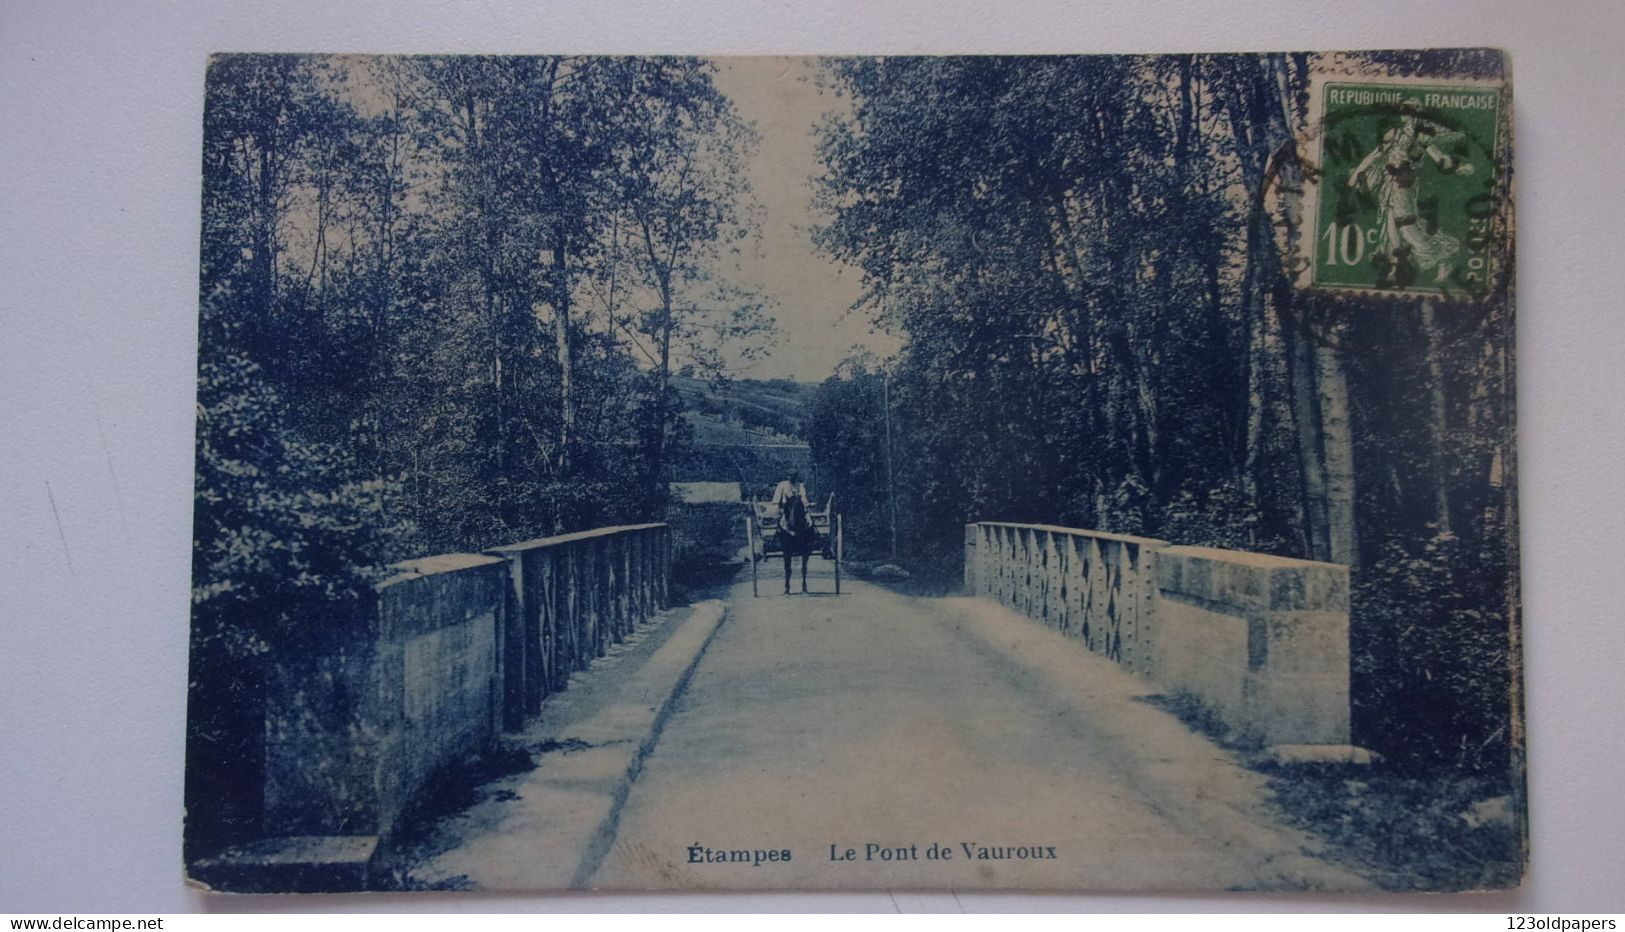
(745, 494), (843, 596)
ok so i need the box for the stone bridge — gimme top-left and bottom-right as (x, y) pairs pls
(192, 519), (1362, 893)
(964, 522), (1351, 748)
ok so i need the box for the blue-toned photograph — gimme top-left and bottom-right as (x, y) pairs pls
(183, 51), (1523, 895)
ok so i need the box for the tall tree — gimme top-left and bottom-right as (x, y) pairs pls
(614, 58), (766, 505)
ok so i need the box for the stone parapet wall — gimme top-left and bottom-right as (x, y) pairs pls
(263, 553), (508, 839)
(966, 523), (1350, 747)
(260, 525), (671, 846)
(488, 524), (671, 727)
(1156, 546), (1350, 745)
(965, 523), (1165, 676)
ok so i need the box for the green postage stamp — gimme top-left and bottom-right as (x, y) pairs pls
(1303, 75), (1509, 298)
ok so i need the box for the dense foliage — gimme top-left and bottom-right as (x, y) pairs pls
(194, 54), (766, 634)
(809, 53), (1517, 774)
(187, 55), (766, 854)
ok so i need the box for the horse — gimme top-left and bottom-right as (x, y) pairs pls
(777, 491), (818, 594)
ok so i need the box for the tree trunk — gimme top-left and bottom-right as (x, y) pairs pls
(253, 140), (279, 329)
(1315, 323), (1358, 568)
(654, 271), (674, 503)
(1270, 51), (1357, 567)
(1236, 55), (1358, 569)
(1284, 297), (1331, 561)
(1224, 62), (1291, 546)
(1242, 292), (1266, 546)
(1422, 300), (1453, 535)
(552, 231), (574, 475)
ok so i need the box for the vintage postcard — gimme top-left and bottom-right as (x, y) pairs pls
(184, 49), (1522, 894)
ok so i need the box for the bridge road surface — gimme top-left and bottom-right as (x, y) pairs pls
(587, 562), (1367, 892)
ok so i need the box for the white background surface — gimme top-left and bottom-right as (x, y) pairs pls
(3, 0), (1623, 914)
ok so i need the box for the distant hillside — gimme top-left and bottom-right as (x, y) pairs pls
(673, 374), (815, 445)
(670, 375), (818, 493)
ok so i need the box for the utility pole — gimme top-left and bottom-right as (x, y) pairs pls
(883, 371), (898, 560)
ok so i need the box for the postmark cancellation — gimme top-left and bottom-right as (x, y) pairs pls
(1297, 69), (1511, 301)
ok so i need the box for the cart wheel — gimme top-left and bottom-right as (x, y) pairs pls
(832, 516), (845, 594)
(746, 513), (758, 598)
